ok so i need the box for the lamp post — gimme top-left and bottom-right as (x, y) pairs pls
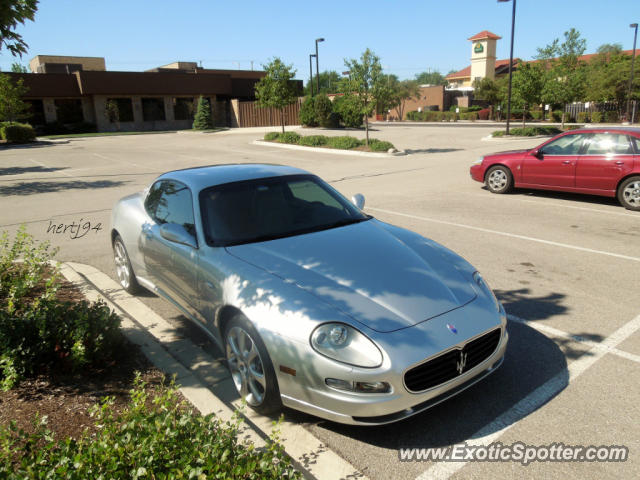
(315, 38), (325, 95)
(627, 23), (638, 124)
(309, 54), (316, 97)
(498, 0), (516, 135)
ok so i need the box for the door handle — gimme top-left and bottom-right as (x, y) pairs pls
(562, 160), (572, 165)
(615, 161), (624, 166)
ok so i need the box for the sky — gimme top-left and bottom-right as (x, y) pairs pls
(1, 0), (639, 81)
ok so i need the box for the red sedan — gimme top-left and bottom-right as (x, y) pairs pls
(470, 128), (640, 211)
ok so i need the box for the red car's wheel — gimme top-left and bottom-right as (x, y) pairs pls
(485, 166), (513, 194)
(618, 176), (640, 211)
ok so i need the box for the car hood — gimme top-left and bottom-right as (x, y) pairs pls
(226, 220), (477, 332)
(486, 148), (531, 158)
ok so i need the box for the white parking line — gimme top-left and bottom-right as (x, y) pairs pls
(28, 158), (74, 177)
(368, 207), (640, 263)
(416, 312), (640, 480)
(508, 314), (640, 364)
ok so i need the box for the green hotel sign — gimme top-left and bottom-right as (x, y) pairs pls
(474, 43), (484, 54)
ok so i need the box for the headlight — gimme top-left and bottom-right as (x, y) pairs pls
(473, 271), (502, 312)
(472, 156), (484, 165)
(310, 323), (382, 368)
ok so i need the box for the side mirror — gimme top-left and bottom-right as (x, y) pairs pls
(160, 223), (197, 249)
(351, 193), (365, 210)
(532, 149), (543, 159)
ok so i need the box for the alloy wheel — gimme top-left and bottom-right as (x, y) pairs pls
(226, 326), (266, 406)
(114, 240), (131, 289)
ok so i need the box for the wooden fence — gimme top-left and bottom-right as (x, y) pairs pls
(236, 98), (303, 127)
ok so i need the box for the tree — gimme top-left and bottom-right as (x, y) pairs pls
(304, 70), (341, 95)
(0, 73), (29, 123)
(596, 43), (622, 55)
(104, 99), (120, 130)
(585, 49), (638, 115)
(255, 57), (298, 133)
(415, 70), (447, 86)
(537, 28), (587, 128)
(390, 79), (420, 120)
(341, 48), (386, 145)
(472, 77), (504, 119)
(1, 0), (38, 57)
(511, 62), (544, 127)
(192, 96), (213, 130)
(11, 62), (27, 73)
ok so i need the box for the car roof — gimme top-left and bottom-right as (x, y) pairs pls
(156, 163), (311, 191)
(567, 126), (640, 136)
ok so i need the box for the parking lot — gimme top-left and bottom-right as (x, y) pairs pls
(1, 124), (638, 479)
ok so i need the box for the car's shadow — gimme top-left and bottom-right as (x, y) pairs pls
(484, 186), (621, 209)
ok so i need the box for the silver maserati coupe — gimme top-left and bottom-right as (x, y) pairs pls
(111, 164), (508, 425)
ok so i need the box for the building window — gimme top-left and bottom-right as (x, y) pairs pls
(25, 99), (45, 125)
(173, 97), (194, 121)
(55, 99), (83, 123)
(105, 98), (134, 122)
(142, 97), (166, 122)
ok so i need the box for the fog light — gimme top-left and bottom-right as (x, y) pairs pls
(355, 381), (391, 393)
(325, 378), (354, 391)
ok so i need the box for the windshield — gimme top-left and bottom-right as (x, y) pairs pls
(199, 174), (369, 246)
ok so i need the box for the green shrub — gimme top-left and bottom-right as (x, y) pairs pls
(0, 123), (36, 143)
(605, 111), (619, 123)
(0, 227), (123, 389)
(551, 110), (563, 122)
(333, 95), (363, 128)
(577, 112), (590, 123)
(0, 376), (301, 479)
(492, 130), (505, 137)
(468, 105), (482, 112)
(299, 96), (317, 127)
(368, 139), (395, 152)
(591, 111), (603, 123)
(530, 110), (543, 120)
(298, 135), (328, 147)
(314, 94), (334, 128)
(278, 131), (301, 144)
(492, 126), (562, 137)
(326, 136), (362, 149)
(264, 132), (280, 141)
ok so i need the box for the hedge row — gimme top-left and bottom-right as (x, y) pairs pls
(299, 94), (364, 128)
(0, 122), (36, 143)
(492, 126), (563, 137)
(264, 132), (395, 152)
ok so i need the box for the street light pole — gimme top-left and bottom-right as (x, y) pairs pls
(315, 38), (325, 95)
(499, 0), (516, 135)
(309, 54), (316, 97)
(627, 23), (638, 124)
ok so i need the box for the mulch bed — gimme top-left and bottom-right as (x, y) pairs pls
(0, 273), (172, 441)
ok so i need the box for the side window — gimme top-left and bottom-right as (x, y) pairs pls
(631, 136), (640, 153)
(583, 133), (633, 155)
(145, 180), (196, 236)
(540, 134), (587, 155)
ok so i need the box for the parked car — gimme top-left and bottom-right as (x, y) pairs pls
(470, 127), (640, 211)
(111, 164), (508, 425)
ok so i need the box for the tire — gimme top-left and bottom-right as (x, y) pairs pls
(617, 176), (640, 211)
(112, 234), (142, 294)
(224, 315), (282, 415)
(485, 165), (514, 194)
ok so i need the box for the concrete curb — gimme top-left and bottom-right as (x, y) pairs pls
(253, 140), (407, 157)
(58, 261), (366, 480)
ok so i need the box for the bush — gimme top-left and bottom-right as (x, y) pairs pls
(0, 376), (301, 479)
(326, 111), (341, 128)
(577, 112), (590, 123)
(278, 131), (301, 144)
(0, 122), (36, 143)
(298, 135), (327, 147)
(368, 139), (395, 152)
(264, 132), (280, 141)
(326, 136), (362, 149)
(333, 95), (363, 128)
(551, 110), (563, 122)
(468, 105), (483, 112)
(492, 126), (562, 137)
(605, 111), (619, 123)
(192, 96), (213, 130)
(314, 94), (334, 128)
(530, 110), (543, 120)
(478, 108), (491, 120)
(591, 111), (603, 123)
(0, 227), (123, 389)
(298, 96), (317, 127)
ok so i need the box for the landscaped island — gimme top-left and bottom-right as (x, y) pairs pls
(263, 131), (396, 152)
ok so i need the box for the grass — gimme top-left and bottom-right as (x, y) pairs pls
(264, 132), (396, 153)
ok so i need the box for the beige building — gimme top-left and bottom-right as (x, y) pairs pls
(29, 55), (106, 73)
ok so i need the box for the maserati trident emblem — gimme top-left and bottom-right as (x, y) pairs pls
(456, 351), (468, 375)
(446, 323), (458, 334)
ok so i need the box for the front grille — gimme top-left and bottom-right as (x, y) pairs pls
(404, 328), (502, 392)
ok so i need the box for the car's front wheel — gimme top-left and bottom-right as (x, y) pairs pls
(225, 315), (281, 415)
(113, 234), (142, 294)
(485, 165), (514, 194)
(618, 176), (640, 211)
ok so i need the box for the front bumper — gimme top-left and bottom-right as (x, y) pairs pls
(281, 328), (508, 425)
(470, 164), (485, 183)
